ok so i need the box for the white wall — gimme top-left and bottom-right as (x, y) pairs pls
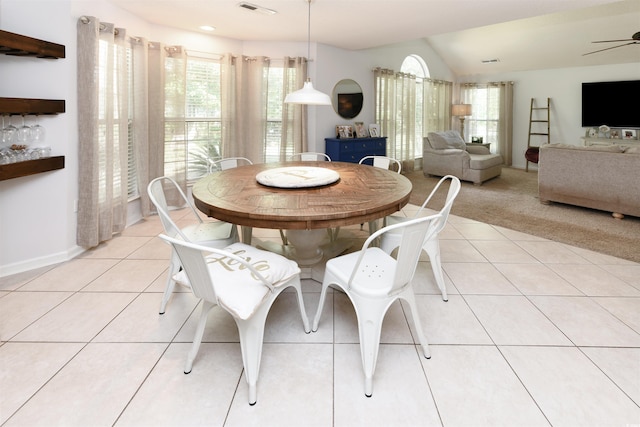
(0, 0), (78, 276)
(459, 62), (640, 169)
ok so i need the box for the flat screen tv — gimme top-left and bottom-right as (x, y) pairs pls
(337, 93), (363, 119)
(582, 80), (640, 128)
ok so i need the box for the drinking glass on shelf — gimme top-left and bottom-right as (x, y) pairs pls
(2, 116), (18, 147)
(31, 115), (46, 144)
(16, 115), (32, 146)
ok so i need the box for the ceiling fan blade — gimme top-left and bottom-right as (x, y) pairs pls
(592, 38), (634, 43)
(582, 42), (637, 56)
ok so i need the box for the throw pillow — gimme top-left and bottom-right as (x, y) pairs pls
(428, 130), (466, 150)
(173, 242), (300, 287)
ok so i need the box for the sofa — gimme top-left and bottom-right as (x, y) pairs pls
(423, 131), (503, 185)
(538, 143), (640, 218)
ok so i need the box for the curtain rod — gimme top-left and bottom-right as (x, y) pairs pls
(78, 16), (304, 64)
(373, 67), (452, 85)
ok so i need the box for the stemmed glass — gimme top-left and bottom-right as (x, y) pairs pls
(16, 115), (32, 146)
(31, 115), (46, 145)
(2, 115), (18, 147)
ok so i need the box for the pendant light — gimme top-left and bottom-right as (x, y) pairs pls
(284, 0), (331, 105)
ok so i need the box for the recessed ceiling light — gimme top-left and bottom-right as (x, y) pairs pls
(199, 25), (215, 31)
(238, 2), (277, 15)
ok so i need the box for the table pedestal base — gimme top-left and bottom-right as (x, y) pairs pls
(255, 229), (353, 281)
(284, 229), (325, 265)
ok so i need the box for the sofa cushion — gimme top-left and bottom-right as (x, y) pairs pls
(469, 153), (504, 170)
(465, 144), (490, 155)
(428, 131), (466, 150)
(545, 143), (625, 153)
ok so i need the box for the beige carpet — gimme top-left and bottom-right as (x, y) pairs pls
(405, 168), (640, 263)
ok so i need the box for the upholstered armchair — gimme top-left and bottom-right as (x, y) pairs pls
(423, 130), (503, 185)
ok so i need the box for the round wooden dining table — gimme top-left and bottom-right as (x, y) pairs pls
(192, 161), (412, 267)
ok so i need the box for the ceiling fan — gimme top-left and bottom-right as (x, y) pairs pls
(583, 31), (640, 56)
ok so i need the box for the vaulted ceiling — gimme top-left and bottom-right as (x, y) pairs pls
(109, 0), (640, 75)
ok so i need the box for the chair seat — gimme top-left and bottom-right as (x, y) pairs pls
(174, 242), (300, 319)
(326, 247), (398, 298)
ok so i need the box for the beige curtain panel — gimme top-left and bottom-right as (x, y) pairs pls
(76, 17), (129, 248)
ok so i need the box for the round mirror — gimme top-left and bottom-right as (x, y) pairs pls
(332, 79), (363, 119)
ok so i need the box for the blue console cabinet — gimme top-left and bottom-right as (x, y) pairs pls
(325, 137), (387, 163)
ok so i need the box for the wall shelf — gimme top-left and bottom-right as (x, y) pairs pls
(0, 97), (65, 115)
(0, 156), (65, 181)
(0, 31), (66, 181)
(0, 29), (65, 59)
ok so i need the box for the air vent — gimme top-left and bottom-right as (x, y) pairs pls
(238, 2), (277, 15)
(481, 59), (500, 64)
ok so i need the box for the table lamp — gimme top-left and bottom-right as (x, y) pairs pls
(452, 104), (472, 141)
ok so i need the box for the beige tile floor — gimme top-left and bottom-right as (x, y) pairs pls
(1, 205), (640, 426)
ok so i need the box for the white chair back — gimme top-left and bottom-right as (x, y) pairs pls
(414, 175), (461, 234)
(161, 235), (220, 303)
(288, 152), (331, 161)
(209, 157), (252, 172)
(350, 214), (441, 294)
(392, 215), (441, 292)
(148, 176), (198, 240)
(359, 155), (401, 174)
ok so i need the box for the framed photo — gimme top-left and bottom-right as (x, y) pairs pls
(610, 129), (620, 139)
(354, 122), (368, 138)
(369, 124), (380, 138)
(587, 127), (597, 138)
(336, 125), (353, 139)
(622, 129), (637, 140)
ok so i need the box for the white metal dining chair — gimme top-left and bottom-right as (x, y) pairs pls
(148, 176), (239, 314)
(287, 152), (331, 161)
(208, 156), (252, 173)
(359, 155), (402, 234)
(312, 214), (442, 397)
(160, 234), (310, 405)
(358, 155), (402, 174)
(379, 175), (461, 301)
(207, 157), (254, 243)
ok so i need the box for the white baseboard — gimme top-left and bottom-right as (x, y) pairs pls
(0, 246), (85, 278)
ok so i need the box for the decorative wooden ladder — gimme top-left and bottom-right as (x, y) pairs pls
(525, 97), (550, 172)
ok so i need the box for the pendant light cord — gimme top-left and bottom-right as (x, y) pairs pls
(307, 0), (311, 67)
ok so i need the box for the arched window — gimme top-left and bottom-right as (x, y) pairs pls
(401, 55), (430, 158)
(401, 54), (429, 78)
(374, 55), (450, 166)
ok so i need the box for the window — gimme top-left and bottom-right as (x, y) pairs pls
(98, 38), (132, 200)
(179, 57), (289, 179)
(401, 55), (429, 78)
(459, 81), (513, 162)
(184, 57), (222, 181)
(400, 55), (432, 159)
(265, 65), (286, 163)
(461, 85), (501, 147)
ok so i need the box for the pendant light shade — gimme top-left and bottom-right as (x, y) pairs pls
(285, 79), (332, 105)
(284, 0), (331, 105)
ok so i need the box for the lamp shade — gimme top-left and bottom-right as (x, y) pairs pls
(452, 104), (472, 116)
(284, 80), (332, 105)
